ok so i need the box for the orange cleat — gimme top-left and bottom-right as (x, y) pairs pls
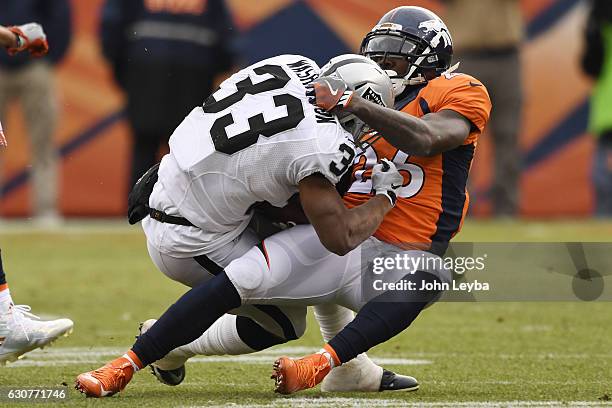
(271, 352), (333, 395)
(75, 356), (136, 397)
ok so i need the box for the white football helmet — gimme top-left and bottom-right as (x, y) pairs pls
(319, 54), (394, 139)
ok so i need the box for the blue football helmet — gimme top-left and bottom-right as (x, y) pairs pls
(360, 6), (454, 95)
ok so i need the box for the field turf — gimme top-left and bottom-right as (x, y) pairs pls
(0, 220), (610, 407)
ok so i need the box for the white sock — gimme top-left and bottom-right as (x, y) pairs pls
(122, 353), (141, 372)
(0, 288), (13, 313)
(317, 349), (337, 368)
(315, 305), (384, 392)
(314, 304), (377, 371)
(313, 304), (354, 342)
(181, 314), (255, 356)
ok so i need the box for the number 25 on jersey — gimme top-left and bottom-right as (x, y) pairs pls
(349, 139), (424, 199)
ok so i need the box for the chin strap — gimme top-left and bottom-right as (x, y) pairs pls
(387, 61), (461, 97)
(406, 74), (427, 86)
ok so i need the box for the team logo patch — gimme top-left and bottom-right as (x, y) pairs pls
(419, 19), (452, 48)
(361, 87), (385, 106)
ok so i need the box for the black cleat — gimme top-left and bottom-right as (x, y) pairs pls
(137, 320), (186, 386)
(150, 364), (185, 386)
(379, 369), (419, 392)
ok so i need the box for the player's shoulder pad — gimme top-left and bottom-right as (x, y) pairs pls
(424, 72), (492, 134)
(428, 72), (488, 95)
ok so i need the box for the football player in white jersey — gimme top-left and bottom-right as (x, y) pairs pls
(0, 23), (73, 364)
(76, 54), (416, 397)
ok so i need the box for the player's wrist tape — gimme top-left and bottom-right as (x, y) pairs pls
(376, 190), (397, 207)
(13, 33), (23, 49)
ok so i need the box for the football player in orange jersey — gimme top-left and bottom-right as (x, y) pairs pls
(271, 6), (492, 394)
(315, 6), (491, 256)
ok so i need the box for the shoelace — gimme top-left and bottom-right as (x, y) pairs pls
(9, 305), (41, 342)
(91, 361), (130, 392)
(296, 355), (329, 389)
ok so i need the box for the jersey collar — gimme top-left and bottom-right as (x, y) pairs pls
(394, 83), (427, 111)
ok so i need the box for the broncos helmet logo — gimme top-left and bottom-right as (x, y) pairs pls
(418, 19), (452, 49)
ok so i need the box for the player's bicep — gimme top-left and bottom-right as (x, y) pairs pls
(422, 109), (472, 154)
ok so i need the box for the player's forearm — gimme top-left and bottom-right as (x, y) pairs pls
(310, 196), (390, 256)
(346, 95), (436, 156)
(340, 195), (392, 254)
(300, 173), (394, 256)
(0, 26), (18, 49)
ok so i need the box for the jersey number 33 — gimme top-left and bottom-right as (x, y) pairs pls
(202, 65), (306, 155)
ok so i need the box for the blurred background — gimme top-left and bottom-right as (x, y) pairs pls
(0, 0), (607, 222)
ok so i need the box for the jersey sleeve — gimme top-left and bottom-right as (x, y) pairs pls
(430, 74), (492, 135)
(288, 126), (356, 187)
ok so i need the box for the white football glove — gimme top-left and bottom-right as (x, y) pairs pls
(371, 159), (403, 207)
(7, 23), (48, 57)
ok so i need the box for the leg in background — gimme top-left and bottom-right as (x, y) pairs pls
(20, 62), (60, 221)
(483, 51), (522, 216)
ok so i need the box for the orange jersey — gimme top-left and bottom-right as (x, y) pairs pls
(343, 73), (491, 255)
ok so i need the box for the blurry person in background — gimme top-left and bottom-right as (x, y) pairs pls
(0, 1), (72, 225)
(582, 0), (612, 217)
(0, 22), (73, 365)
(443, 0), (523, 216)
(100, 0), (237, 194)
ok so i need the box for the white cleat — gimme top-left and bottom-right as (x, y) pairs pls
(321, 353), (419, 392)
(321, 353), (383, 392)
(0, 304), (73, 364)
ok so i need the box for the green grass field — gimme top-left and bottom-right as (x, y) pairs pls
(0, 220), (611, 407)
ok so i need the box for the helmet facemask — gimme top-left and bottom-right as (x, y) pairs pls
(361, 31), (442, 95)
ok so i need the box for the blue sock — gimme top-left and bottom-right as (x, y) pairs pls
(132, 272), (241, 366)
(235, 316), (286, 350)
(328, 271), (442, 364)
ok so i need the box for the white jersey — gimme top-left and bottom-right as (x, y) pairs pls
(143, 55), (356, 257)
